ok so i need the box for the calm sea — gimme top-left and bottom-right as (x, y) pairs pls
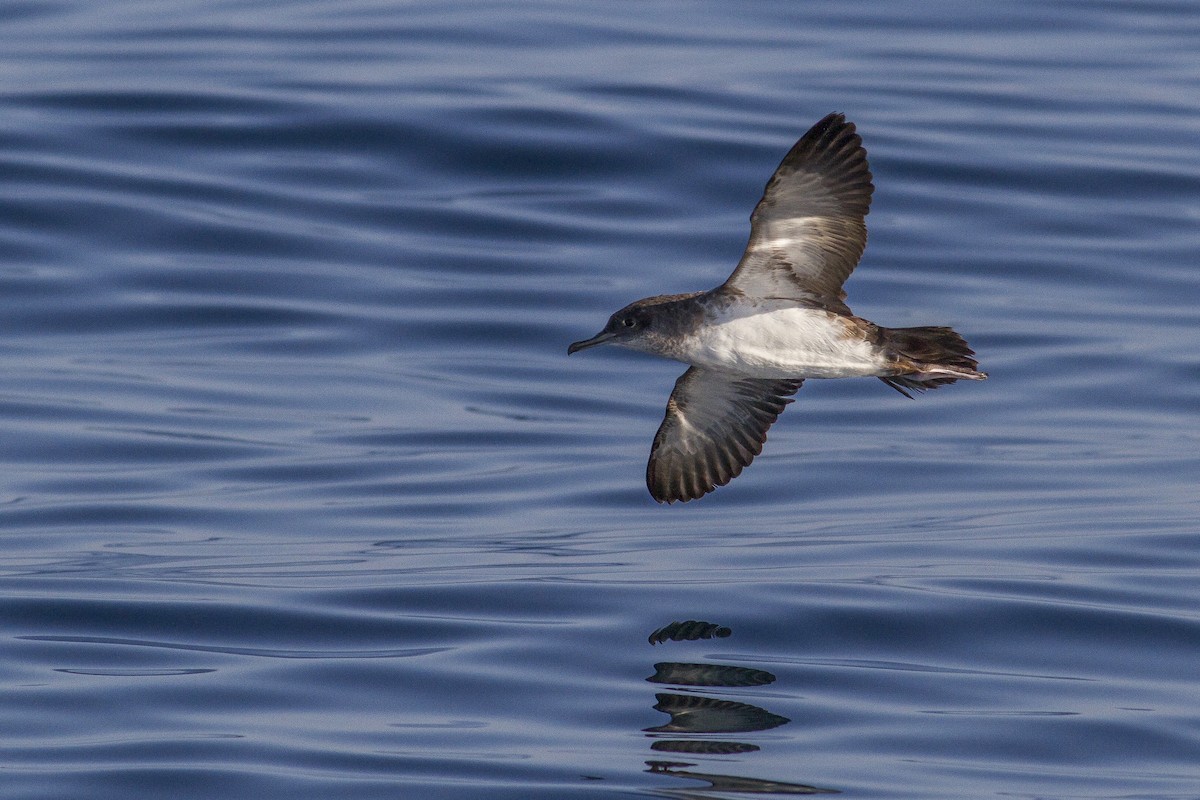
(2, 1), (1198, 798)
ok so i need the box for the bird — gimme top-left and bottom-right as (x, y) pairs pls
(568, 113), (986, 503)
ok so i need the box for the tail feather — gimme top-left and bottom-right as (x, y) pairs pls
(878, 326), (986, 398)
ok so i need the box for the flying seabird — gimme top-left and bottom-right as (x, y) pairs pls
(569, 113), (986, 503)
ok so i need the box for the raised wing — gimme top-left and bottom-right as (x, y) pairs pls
(647, 367), (803, 503)
(721, 113), (873, 304)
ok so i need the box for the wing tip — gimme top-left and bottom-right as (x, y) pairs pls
(756, 111), (873, 232)
(646, 467), (724, 504)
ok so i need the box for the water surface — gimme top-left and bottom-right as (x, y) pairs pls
(2, 1), (1199, 798)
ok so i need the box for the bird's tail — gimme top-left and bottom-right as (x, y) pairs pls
(878, 326), (987, 398)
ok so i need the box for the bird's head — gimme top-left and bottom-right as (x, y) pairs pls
(568, 299), (659, 355)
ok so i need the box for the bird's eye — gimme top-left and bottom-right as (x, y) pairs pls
(622, 317), (636, 328)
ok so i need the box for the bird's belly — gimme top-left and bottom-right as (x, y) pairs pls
(680, 309), (884, 378)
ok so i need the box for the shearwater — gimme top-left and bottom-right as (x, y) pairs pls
(568, 113), (986, 504)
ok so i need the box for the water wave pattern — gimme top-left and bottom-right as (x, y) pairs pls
(1, 1), (1199, 798)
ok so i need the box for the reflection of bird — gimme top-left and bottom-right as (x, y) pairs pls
(648, 620), (731, 645)
(650, 740), (759, 755)
(647, 693), (789, 734)
(646, 761), (837, 795)
(648, 662), (775, 688)
(569, 114), (986, 503)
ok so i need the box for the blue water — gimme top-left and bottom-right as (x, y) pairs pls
(2, 1), (1199, 797)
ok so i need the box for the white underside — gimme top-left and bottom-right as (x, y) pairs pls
(671, 306), (884, 379)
